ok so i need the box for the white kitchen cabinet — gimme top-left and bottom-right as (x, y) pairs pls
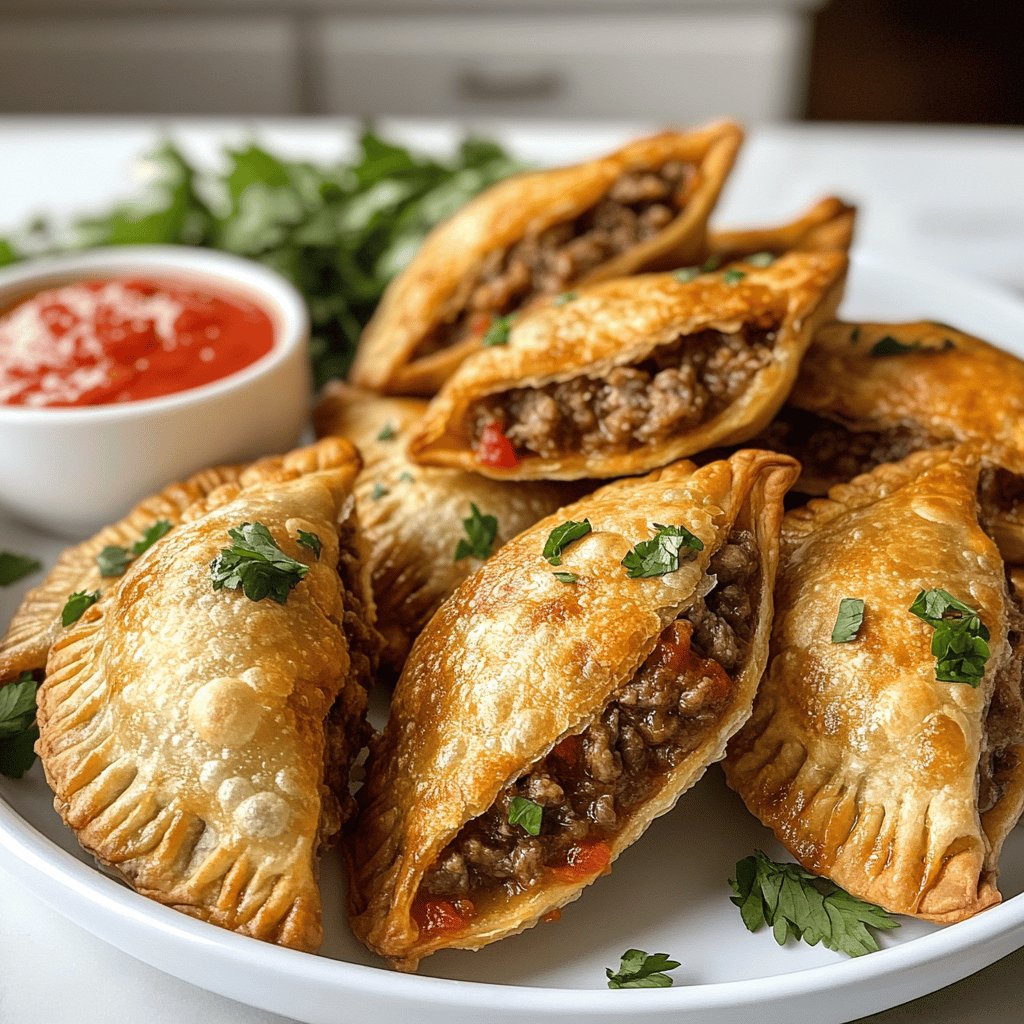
(0, 18), (301, 114)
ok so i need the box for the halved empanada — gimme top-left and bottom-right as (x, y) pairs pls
(0, 461), (245, 683)
(706, 195), (856, 263)
(407, 251), (846, 480)
(36, 438), (380, 951)
(350, 123), (743, 395)
(725, 447), (1024, 923)
(762, 320), (1024, 494)
(347, 449), (799, 970)
(312, 383), (578, 673)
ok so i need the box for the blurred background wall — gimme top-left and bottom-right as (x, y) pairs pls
(0, 0), (1019, 124)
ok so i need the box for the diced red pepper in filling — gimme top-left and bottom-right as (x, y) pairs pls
(411, 897), (476, 936)
(468, 312), (493, 337)
(551, 734), (582, 767)
(550, 840), (612, 882)
(651, 621), (732, 703)
(476, 420), (519, 469)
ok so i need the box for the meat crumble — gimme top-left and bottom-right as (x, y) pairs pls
(469, 327), (778, 460)
(414, 161), (694, 358)
(418, 531), (759, 903)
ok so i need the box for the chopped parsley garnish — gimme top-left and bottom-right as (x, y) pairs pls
(296, 530), (322, 559)
(62, 590), (100, 626)
(210, 522), (309, 604)
(482, 313), (515, 347)
(507, 796), (542, 836)
(542, 519), (592, 565)
(454, 503), (498, 561)
(870, 335), (955, 357)
(730, 851), (899, 957)
(398, 470), (415, 483)
(96, 519), (172, 577)
(723, 268), (746, 285)
(606, 949), (681, 989)
(0, 672), (39, 779)
(909, 588), (990, 686)
(746, 251), (775, 267)
(701, 255), (721, 272)
(831, 598), (865, 643)
(0, 551), (41, 587)
(622, 524), (704, 579)
(673, 266), (699, 283)
(553, 571), (579, 584)
(554, 291), (578, 306)
(371, 481), (390, 501)
(376, 422), (397, 442)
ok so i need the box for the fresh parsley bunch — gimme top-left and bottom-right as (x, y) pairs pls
(210, 522), (309, 604)
(909, 588), (990, 686)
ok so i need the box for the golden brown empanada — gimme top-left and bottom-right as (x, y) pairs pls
(725, 447), (1024, 923)
(762, 320), (1024, 494)
(312, 383), (578, 673)
(351, 123), (743, 396)
(347, 449), (799, 970)
(706, 195), (856, 263)
(407, 251), (846, 481)
(36, 438), (379, 951)
(0, 461), (245, 683)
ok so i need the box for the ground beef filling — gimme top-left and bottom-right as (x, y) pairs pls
(469, 326), (777, 461)
(418, 531), (760, 906)
(756, 408), (931, 492)
(414, 161), (694, 358)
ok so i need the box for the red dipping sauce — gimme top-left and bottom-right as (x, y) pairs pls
(0, 276), (275, 408)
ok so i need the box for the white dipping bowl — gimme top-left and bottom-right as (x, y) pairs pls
(0, 246), (310, 537)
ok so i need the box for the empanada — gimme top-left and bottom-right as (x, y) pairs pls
(706, 195), (856, 263)
(407, 251), (846, 480)
(347, 449), (799, 969)
(724, 447), (1024, 923)
(36, 438), (379, 951)
(761, 320), (1024, 494)
(350, 123), (743, 395)
(312, 383), (578, 673)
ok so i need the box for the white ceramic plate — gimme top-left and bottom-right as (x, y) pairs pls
(2, 251), (1024, 1024)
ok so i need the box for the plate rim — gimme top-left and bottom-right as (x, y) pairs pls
(3, 248), (1024, 1018)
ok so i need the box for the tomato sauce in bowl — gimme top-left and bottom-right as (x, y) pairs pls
(0, 276), (275, 408)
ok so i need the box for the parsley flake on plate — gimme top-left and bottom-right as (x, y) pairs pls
(0, 551), (41, 587)
(622, 524), (704, 579)
(606, 949), (681, 989)
(909, 588), (990, 686)
(62, 590), (100, 627)
(0, 672), (39, 779)
(730, 851), (899, 957)
(96, 519), (173, 577)
(482, 313), (515, 347)
(454, 503), (498, 561)
(542, 519), (592, 566)
(296, 530), (322, 559)
(507, 796), (543, 836)
(553, 571), (579, 584)
(210, 522), (309, 604)
(870, 335), (955, 357)
(831, 598), (865, 643)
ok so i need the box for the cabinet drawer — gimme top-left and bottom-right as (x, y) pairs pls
(308, 13), (809, 121)
(0, 18), (301, 114)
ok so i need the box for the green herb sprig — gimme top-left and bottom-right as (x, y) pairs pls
(507, 796), (543, 836)
(210, 522), (309, 604)
(870, 335), (955, 357)
(0, 551), (41, 587)
(482, 314), (515, 347)
(730, 851), (899, 957)
(831, 598), (865, 643)
(454, 503), (498, 561)
(606, 949), (681, 989)
(622, 524), (704, 579)
(542, 519), (592, 566)
(96, 519), (173, 578)
(62, 590), (101, 626)
(296, 530), (322, 559)
(0, 672), (39, 779)
(909, 588), (990, 685)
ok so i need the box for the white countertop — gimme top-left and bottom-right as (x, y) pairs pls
(1, 118), (1023, 1024)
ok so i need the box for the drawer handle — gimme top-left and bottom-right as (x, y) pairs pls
(457, 68), (564, 102)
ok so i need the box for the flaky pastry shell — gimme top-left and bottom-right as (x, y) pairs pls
(313, 383), (577, 673)
(351, 123), (743, 395)
(36, 438), (379, 951)
(347, 449), (799, 970)
(407, 251), (846, 480)
(725, 447), (1024, 923)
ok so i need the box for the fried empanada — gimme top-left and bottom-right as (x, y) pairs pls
(706, 196), (856, 263)
(36, 438), (379, 951)
(407, 252), (846, 480)
(761, 320), (1024, 494)
(725, 447), (1024, 923)
(347, 449), (799, 970)
(351, 123), (743, 395)
(312, 383), (578, 673)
